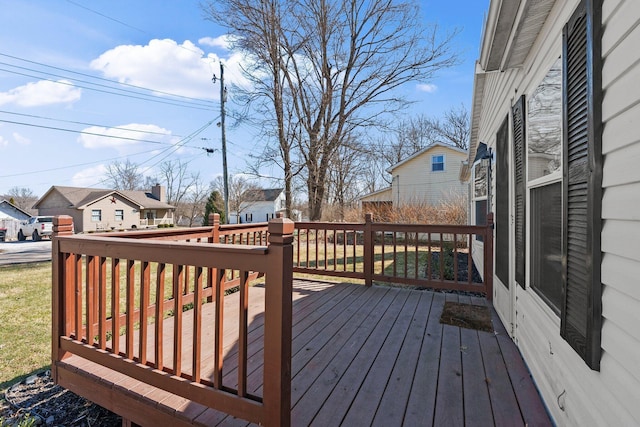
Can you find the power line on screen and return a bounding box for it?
[0,53,215,106]
[0,65,214,111]
[64,1,206,58]
[0,110,184,138]
[0,118,180,145]
[0,119,219,186]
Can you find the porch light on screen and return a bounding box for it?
[481,145,493,213]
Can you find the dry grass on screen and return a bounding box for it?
[343,193,468,224]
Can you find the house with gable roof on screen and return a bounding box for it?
[33,184,175,233]
[360,142,469,210]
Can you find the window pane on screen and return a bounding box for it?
[432,155,444,171]
[475,199,487,242]
[474,163,487,197]
[530,182,562,312]
[528,57,562,181]
[115,210,124,221]
[92,210,101,222]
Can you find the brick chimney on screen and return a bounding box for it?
[151,184,166,202]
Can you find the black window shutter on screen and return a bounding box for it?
[495,116,510,286]
[512,95,526,288]
[561,0,603,370]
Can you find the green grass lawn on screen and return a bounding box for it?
[0,262,52,389]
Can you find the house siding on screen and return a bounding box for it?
[80,196,140,232]
[392,146,467,206]
[36,189,83,231]
[472,0,640,425]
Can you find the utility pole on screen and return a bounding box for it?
[213,62,229,223]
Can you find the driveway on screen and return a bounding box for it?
[0,240,52,266]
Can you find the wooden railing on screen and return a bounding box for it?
[294,213,494,298]
[51,212,494,425]
[51,215,293,427]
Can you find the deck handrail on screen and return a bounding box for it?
[51,215,293,427]
[293,213,494,299]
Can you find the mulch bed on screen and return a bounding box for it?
[1,370,120,426]
[439,301,494,333]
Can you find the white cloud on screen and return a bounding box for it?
[416,83,437,93]
[90,38,253,99]
[0,135,8,148]
[78,123,175,151]
[13,132,31,145]
[199,35,236,50]
[72,165,108,188]
[0,80,81,107]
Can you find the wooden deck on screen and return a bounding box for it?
[56,279,551,426]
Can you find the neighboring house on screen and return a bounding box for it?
[0,199,32,240]
[461,0,640,425]
[360,142,468,208]
[359,187,393,215]
[229,188,302,224]
[33,184,175,233]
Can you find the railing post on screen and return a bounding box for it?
[485,212,494,301]
[51,215,74,382]
[264,218,294,427]
[209,213,220,243]
[364,213,373,287]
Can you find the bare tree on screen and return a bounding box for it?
[202,0,459,220]
[324,138,371,220]
[182,177,210,226]
[212,175,261,223]
[5,186,37,212]
[364,105,470,189]
[427,104,470,150]
[105,159,146,190]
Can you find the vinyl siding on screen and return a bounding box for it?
[473,0,640,425]
[392,146,467,206]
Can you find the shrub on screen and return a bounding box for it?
[343,192,467,225]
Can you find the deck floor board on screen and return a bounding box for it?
[57,279,552,426]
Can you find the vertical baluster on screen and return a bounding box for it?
[428,233,433,282]
[468,234,473,285]
[98,257,107,349]
[404,232,408,279]
[192,266,203,383]
[296,228,301,267]
[155,263,165,370]
[139,261,150,365]
[86,255,96,345]
[74,254,82,341]
[126,260,135,359]
[439,237,444,282]
[237,270,249,397]
[343,229,347,272]
[315,229,319,270]
[381,231,385,276]
[306,228,310,269]
[414,233,419,280]
[333,229,337,271]
[392,231,397,278]
[323,227,327,269]
[352,229,357,273]
[454,233,459,284]
[173,264,184,376]
[111,258,120,355]
[214,268,226,388]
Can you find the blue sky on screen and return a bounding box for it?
[0,0,489,197]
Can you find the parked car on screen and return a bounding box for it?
[18,216,54,241]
